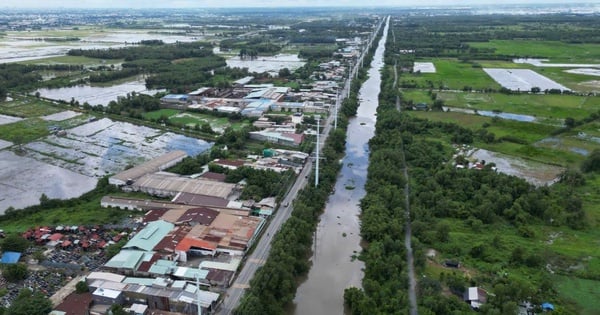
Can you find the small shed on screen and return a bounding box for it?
[542,302,555,311]
[0,251,22,264]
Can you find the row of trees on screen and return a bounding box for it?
[346,19,595,314]
[233,21,385,315]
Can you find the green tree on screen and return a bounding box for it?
[109,304,128,315]
[6,289,51,315]
[75,281,89,293]
[0,234,30,253]
[581,149,600,173]
[2,263,28,282]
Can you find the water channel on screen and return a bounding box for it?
[292,18,389,315]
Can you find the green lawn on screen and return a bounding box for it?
[469,40,600,63]
[403,58,501,90]
[142,109,181,120]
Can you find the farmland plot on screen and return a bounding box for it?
[23,118,212,178]
[413,62,436,73]
[484,68,570,91]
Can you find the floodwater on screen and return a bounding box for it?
[36,78,164,106]
[293,19,389,315]
[445,107,536,122]
[0,30,202,63]
[0,150,97,214]
[226,54,305,76]
[0,118,212,212]
[470,148,564,186]
[24,118,212,178]
[477,110,536,122]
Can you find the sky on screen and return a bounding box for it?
[2,0,597,9]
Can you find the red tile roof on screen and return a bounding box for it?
[54,292,93,315]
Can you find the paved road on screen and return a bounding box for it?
[216,19,385,315]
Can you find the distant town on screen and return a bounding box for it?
[1,3,600,315]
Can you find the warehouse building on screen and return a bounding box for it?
[109,151,188,186]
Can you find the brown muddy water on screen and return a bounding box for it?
[292,18,389,315]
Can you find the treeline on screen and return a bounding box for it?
[233,20,384,315]
[67,41,213,61]
[88,68,141,83]
[345,22,590,315]
[0,63,84,93]
[390,14,600,59]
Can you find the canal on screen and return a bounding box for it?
[292,17,389,315]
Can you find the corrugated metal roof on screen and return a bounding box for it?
[104,250,147,270]
[123,220,174,252]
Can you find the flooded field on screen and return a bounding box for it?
[0,150,97,214]
[0,117,212,212]
[0,114,23,125]
[445,107,536,122]
[36,78,164,106]
[413,62,436,73]
[0,140,12,150]
[226,54,305,75]
[470,148,564,186]
[41,110,82,121]
[484,68,570,92]
[0,29,203,63]
[514,58,600,68]
[293,19,389,315]
[23,118,212,178]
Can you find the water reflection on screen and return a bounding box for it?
[293,19,389,315]
[36,78,164,106]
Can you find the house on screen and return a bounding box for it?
[51,292,93,315]
[414,103,428,111]
[444,260,460,268]
[464,287,487,309]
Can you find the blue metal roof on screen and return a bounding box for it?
[1,251,21,264]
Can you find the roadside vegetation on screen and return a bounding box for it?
[345,15,600,315]
[233,23,384,315]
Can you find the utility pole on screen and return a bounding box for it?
[315,117,320,187]
[334,89,338,130]
[196,273,202,315]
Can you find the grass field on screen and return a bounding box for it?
[437,91,598,121]
[555,276,600,315]
[407,110,586,166]
[403,58,501,90]
[427,216,600,314]
[0,195,134,233]
[19,55,123,66]
[0,97,64,118]
[142,108,180,120]
[468,40,600,63]
[0,118,50,142]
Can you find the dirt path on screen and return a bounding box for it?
[50,274,86,306]
[396,56,418,315]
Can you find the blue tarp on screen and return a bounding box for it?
[542,302,555,311]
[0,251,22,264]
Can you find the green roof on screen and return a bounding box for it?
[123,220,174,252]
[104,250,147,270]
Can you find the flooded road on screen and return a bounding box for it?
[292,18,389,315]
